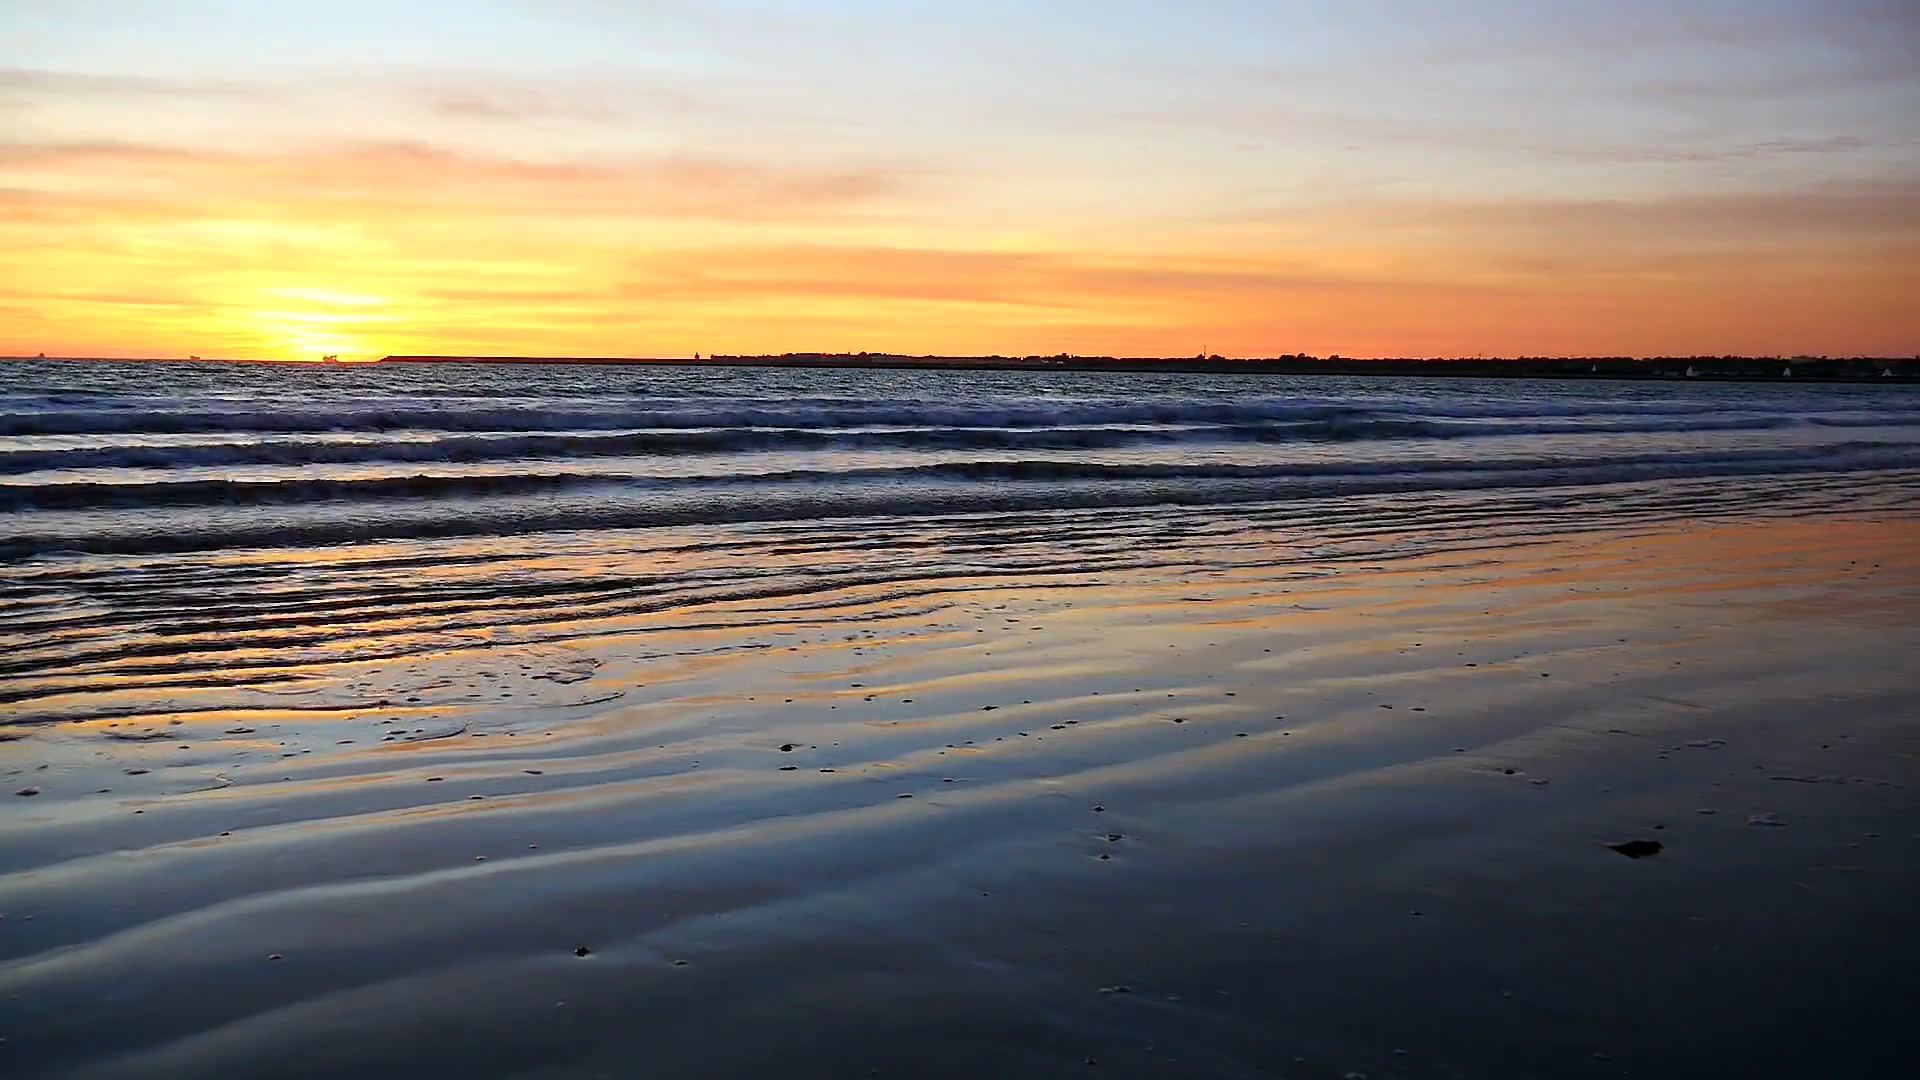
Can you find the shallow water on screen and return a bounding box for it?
[4,359,1918,559]
[3,362,1919,1078]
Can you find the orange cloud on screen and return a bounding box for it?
[2,132,1915,361]
[0,138,923,221]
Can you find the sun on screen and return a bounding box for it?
[246,287,393,361]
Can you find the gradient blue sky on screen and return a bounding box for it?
[3,0,1916,358]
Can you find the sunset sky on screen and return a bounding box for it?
[3,0,1916,361]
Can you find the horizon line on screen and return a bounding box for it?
[8,352,1920,364]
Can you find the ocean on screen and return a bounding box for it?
[4,359,1919,1079]
[7,360,1920,553]
[6,359,1916,729]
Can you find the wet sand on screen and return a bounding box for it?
[4,511,1919,1078]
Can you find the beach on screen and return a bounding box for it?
[3,360,1919,1077]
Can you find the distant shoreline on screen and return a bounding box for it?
[9,354,1915,382]
[375,353,1917,383]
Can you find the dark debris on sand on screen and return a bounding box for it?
[1607,839,1664,859]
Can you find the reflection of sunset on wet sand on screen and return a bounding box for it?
[6,419,1920,1074]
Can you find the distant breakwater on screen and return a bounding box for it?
[378,354,1919,382]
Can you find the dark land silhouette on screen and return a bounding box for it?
[379,352,1918,382]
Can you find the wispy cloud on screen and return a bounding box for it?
[1555,135,1885,164]
[0,140,208,168]
[1391,178,1920,246]
[1633,53,1920,101]
[423,76,717,123]
[0,67,245,98]
[615,244,1513,315]
[0,138,929,222]
[1410,0,1917,69]
[1131,96,1895,172]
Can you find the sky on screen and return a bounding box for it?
[2,0,1916,360]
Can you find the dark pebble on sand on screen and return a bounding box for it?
[779,744,795,752]
[16,788,39,797]
[897,793,913,798]
[426,777,443,782]
[125,768,149,775]
[673,960,689,967]
[525,769,543,775]
[1608,839,1664,859]
[268,953,283,961]
[780,766,797,771]
[574,946,592,957]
